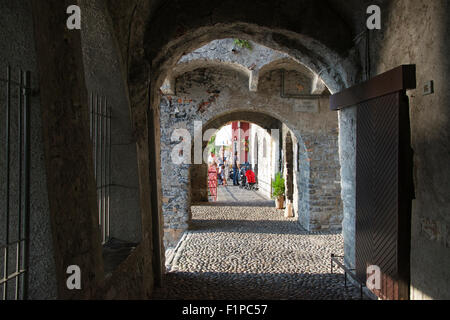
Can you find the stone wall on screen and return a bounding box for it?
[106,0,363,298]
[102,0,450,300]
[333,0,450,300]
[159,53,342,247]
[305,132,342,230]
[79,0,156,298]
[0,0,57,300]
[368,0,450,300]
[80,0,142,244]
[281,125,342,230]
[164,38,293,93]
[337,107,357,270]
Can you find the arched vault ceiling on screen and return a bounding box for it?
[161,39,326,94]
[105,0,388,92]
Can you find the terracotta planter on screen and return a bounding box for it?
[285,202,293,218]
[275,196,285,209]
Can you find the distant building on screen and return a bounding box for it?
[231,121,250,164]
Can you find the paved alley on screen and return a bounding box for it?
[155,187,363,300]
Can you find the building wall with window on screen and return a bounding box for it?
[249,124,275,199]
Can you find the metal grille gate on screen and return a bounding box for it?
[1,66,31,300]
[331,65,415,300]
[89,93,112,245]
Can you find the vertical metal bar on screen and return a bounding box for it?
[94,94,97,185]
[22,71,31,300]
[15,69,23,300]
[107,105,111,240]
[103,98,107,242]
[3,66,11,300]
[104,100,109,241]
[105,99,108,242]
[99,96,103,243]
[96,94,101,233]
[90,92,93,140]
[101,97,106,243]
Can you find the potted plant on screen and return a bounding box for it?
[272,172,285,209]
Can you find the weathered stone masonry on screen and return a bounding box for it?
[3,0,448,300]
[159,40,343,248]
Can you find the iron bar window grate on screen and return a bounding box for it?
[1,66,31,300]
[89,93,112,245]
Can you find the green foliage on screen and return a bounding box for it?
[272,172,285,199]
[208,135,217,155]
[233,39,252,51]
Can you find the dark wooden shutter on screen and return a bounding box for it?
[330,65,415,300]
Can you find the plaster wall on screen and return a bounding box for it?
[370,0,450,300]
[249,124,274,198]
[336,0,450,300]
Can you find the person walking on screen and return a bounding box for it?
[218,164,224,185]
[208,162,218,201]
[233,152,240,186]
[224,161,229,186]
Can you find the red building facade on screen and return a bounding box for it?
[231,121,250,164]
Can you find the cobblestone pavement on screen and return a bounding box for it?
[155,190,363,300]
[212,185,275,207]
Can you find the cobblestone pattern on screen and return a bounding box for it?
[154,205,363,300]
[215,185,274,206]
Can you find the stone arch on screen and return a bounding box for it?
[188,109,309,207]
[149,24,356,96]
[165,60,253,94]
[162,39,322,93]
[105,0,359,259]
[149,17,354,253]
[257,57,327,94]
[137,3,358,278]
[159,61,342,251]
[144,0,360,94]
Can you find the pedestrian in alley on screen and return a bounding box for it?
[218,164,224,185]
[223,161,229,186]
[233,152,240,186]
[208,162,218,201]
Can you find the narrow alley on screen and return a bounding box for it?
[156,186,362,300]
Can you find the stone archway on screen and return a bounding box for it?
[9,0,447,301]
[106,0,360,294]
[159,47,344,249]
[159,98,343,250]
[192,111,285,203]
